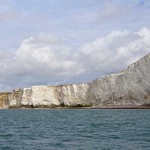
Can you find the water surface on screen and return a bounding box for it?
[0,109,150,150]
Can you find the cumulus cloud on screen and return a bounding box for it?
[0,34,84,90]
[15,35,84,76]
[0,27,150,91]
[79,27,150,75]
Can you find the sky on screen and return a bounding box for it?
[0,0,150,91]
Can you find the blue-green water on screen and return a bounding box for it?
[0,109,150,150]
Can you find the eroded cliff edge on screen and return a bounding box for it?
[0,53,150,108]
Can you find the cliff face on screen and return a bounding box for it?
[0,92,11,108]
[88,54,150,107]
[9,89,23,107]
[31,86,61,107]
[1,53,150,108]
[8,83,90,108]
[61,83,90,107]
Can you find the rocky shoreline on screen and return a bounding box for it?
[1,105,150,109]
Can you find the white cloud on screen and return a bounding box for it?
[0,27,150,91]
[78,27,150,74]
[14,35,84,78]
[0,35,84,90]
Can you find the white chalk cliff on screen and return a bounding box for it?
[1,53,150,108]
[88,53,150,107]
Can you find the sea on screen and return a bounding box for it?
[0,109,150,150]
